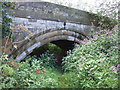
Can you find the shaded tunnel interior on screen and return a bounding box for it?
[29,40,76,66]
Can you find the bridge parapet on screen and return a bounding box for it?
[11,2,92,25]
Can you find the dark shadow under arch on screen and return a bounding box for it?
[28,40,75,66]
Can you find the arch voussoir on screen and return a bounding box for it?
[10,29,85,62]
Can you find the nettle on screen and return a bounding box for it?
[62,30,119,88]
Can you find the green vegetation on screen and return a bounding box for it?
[62,30,119,88]
[89,12,118,29]
[1,2,16,38]
[0,1,119,89]
[0,29,119,88]
[34,43,63,55]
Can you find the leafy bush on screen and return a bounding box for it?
[0,30,119,89]
[28,51,57,68]
[0,52,59,88]
[62,30,119,88]
[0,52,78,88]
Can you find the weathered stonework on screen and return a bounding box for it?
[12,17,98,43]
[16,52,27,62]
[67,36,75,41]
[27,42,41,53]
[8,2,115,62]
[12,2,91,25]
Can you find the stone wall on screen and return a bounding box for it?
[11,2,92,25]
[7,2,116,61]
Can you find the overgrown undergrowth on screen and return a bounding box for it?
[0,29,119,88]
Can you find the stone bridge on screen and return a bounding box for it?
[7,2,115,62]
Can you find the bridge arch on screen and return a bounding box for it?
[7,2,116,62]
[9,29,87,62]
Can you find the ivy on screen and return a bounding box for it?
[1,2,16,38]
